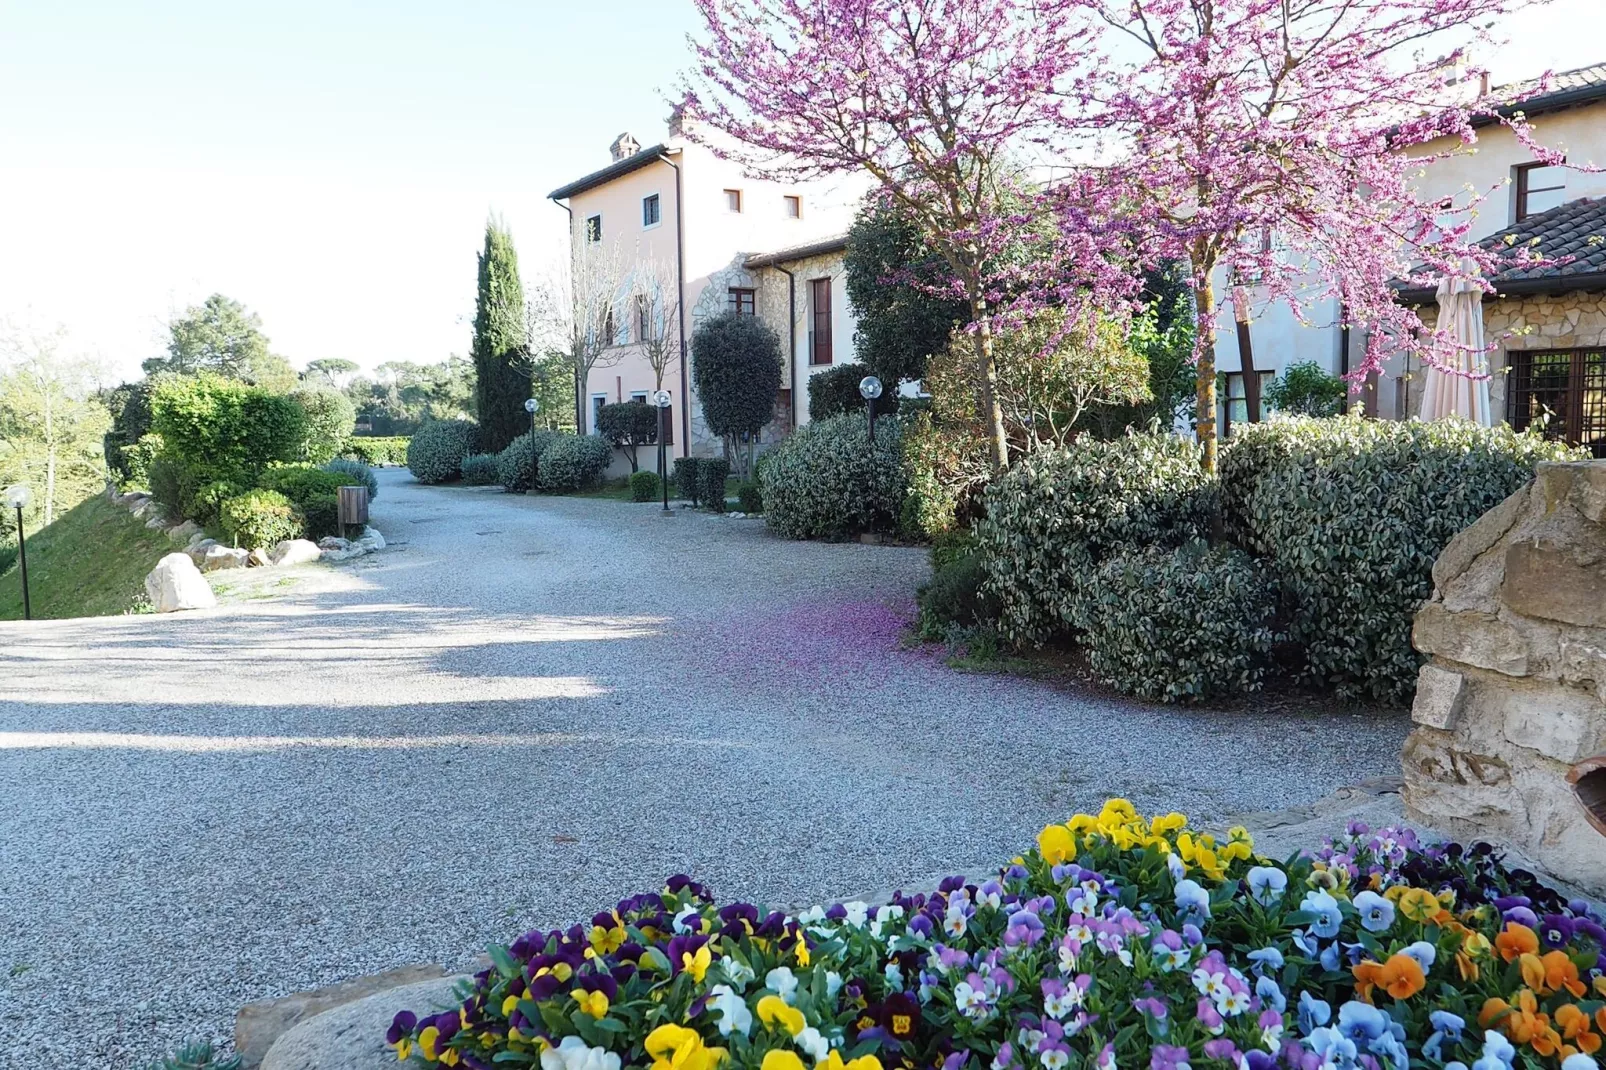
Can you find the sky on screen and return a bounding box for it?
[1,0,1603,384]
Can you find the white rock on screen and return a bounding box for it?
[353,526,385,551]
[144,513,169,529]
[248,548,272,567]
[270,539,323,566]
[186,531,212,550]
[323,546,369,563]
[167,520,203,545]
[185,538,219,566]
[202,545,250,572]
[143,553,217,613]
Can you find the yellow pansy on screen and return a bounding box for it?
[1068,814,1098,835]
[646,1024,725,1070]
[1396,887,1441,923]
[1038,824,1075,865]
[681,943,712,983]
[758,994,807,1037]
[396,1039,413,1061]
[763,1052,808,1070]
[1151,812,1188,836]
[794,938,810,967]
[419,1025,441,1062]
[590,917,627,955]
[502,995,519,1017]
[822,1051,886,1070]
[571,988,610,1019]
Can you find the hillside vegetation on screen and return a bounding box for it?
[0,494,175,620]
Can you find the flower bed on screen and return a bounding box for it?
[388,802,1606,1070]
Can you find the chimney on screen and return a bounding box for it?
[609,133,640,162]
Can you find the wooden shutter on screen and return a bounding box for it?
[811,278,833,364]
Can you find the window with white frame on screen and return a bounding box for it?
[642,194,661,228]
[723,189,742,213]
[590,394,607,435]
[783,195,802,219]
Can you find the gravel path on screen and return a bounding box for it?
[0,469,1408,1067]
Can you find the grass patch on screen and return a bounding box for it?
[0,494,178,621]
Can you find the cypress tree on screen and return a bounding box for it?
[472,218,529,453]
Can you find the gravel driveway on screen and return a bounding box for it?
[0,468,1407,1067]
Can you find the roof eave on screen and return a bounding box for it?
[1473,83,1606,127]
[744,235,850,269]
[547,145,675,201]
[1397,269,1606,305]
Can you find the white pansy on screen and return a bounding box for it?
[541,1036,621,1070]
[825,972,843,999]
[766,966,799,1003]
[842,901,870,928]
[672,905,701,934]
[721,958,755,989]
[795,1027,830,1063]
[870,903,905,939]
[884,961,905,990]
[797,905,827,925]
[707,984,753,1038]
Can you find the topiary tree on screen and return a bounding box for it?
[405,419,480,484]
[495,430,559,492]
[844,197,967,387]
[290,386,356,464]
[595,401,660,473]
[691,312,783,480]
[472,219,528,454]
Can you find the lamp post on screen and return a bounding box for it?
[653,389,673,514]
[859,375,884,443]
[523,397,540,495]
[4,484,31,621]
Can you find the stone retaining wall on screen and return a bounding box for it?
[1404,459,1606,895]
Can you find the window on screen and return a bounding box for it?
[642,194,661,228]
[727,287,756,316]
[724,189,743,213]
[584,214,602,243]
[783,195,802,219]
[1515,162,1567,222]
[809,278,833,365]
[636,296,651,342]
[590,394,607,435]
[1507,347,1606,457]
[1218,371,1274,439]
[630,391,649,404]
[603,308,616,346]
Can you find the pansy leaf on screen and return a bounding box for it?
[532,1000,570,1035]
[486,944,520,979]
[493,1053,539,1064]
[1283,909,1320,927]
[642,947,673,975]
[591,1017,628,1034]
[571,1011,605,1046]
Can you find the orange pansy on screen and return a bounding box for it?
[1380,954,1426,1000]
[1497,923,1540,963]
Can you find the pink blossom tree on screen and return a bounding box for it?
[1064,0,1557,471]
[684,0,1109,471]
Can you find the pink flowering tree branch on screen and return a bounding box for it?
[1060,0,1559,471]
[683,0,1114,470]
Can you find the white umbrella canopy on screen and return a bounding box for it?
[1418,271,1492,425]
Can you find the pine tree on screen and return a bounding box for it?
[472,219,528,453]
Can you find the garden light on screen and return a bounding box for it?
[4,484,31,620]
[653,390,673,513]
[858,375,883,442]
[524,398,540,495]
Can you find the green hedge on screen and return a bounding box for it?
[289,386,356,465]
[342,436,411,466]
[259,465,355,504]
[736,480,762,513]
[150,374,306,479]
[1220,416,1581,702]
[760,413,907,540]
[1081,540,1279,704]
[219,489,304,551]
[977,431,1216,645]
[495,430,558,492]
[699,458,731,512]
[537,435,612,492]
[301,493,341,541]
[406,420,479,484]
[806,363,899,421]
[629,470,661,502]
[460,453,499,486]
[674,457,702,504]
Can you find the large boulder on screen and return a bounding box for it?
[202,545,250,572]
[185,538,219,566]
[236,964,447,1070]
[260,976,467,1070]
[143,553,217,612]
[353,526,385,552]
[270,539,323,567]
[166,520,203,545]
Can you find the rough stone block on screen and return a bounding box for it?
[1502,682,1606,764]
[1412,665,1467,729]
[260,974,465,1070]
[1501,536,1606,628]
[1413,604,1531,676]
[1570,462,1606,524]
[1432,484,1529,591]
[237,964,448,1069]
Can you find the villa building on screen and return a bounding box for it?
[547,112,866,468]
[1215,63,1606,455]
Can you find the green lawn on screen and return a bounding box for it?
[0,494,177,620]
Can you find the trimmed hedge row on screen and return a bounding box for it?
[406,420,480,484]
[341,436,411,466]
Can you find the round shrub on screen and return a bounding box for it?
[691,312,784,443]
[1220,415,1582,702]
[290,386,356,464]
[496,430,559,492]
[301,492,341,541]
[219,489,304,550]
[917,549,998,635]
[538,434,613,492]
[673,457,703,503]
[976,431,1215,646]
[259,465,354,504]
[806,362,899,421]
[322,458,379,501]
[629,470,661,502]
[699,458,731,512]
[406,419,480,484]
[760,413,907,540]
[460,453,499,486]
[1081,540,1279,704]
[596,402,661,472]
[736,480,762,513]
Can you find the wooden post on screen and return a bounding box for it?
[1233,285,1262,424]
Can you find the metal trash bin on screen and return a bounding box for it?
[337,485,370,536]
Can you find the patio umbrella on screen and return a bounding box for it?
[1418,269,1492,425]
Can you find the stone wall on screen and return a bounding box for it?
[1404,459,1606,895]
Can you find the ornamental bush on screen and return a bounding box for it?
[807,363,899,421]
[322,458,379,502]
[406,419,480,484]
[289,386,357,464]
[917,547,998,634]
[760,413,907,540]
[389,798,1603,1070]
[675,457,703,504]
[497,430,560,493]
[692,313,785,445]
[700,458,731,512]
[597,402,661,473]
[1220,417,1582,702]
[259,464,355,505]
[1080,540,1279,704]
[736,480,763,513]
[342,436,411,466]
[300,492,341,541]
[461,453,499,486]
[218,489,304,550]
[150,373,306,479]
[538,434,613,493]
[630,470,662,502]
[977,432,1216,646]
